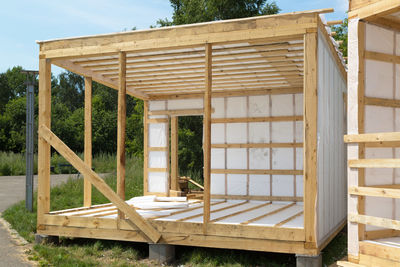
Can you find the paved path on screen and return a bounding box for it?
[0,174,93,266]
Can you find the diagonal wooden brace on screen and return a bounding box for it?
[38,125,161,243]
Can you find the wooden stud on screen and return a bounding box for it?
[211,143,303,148]
[303,31,318,246]
[37,58,52,226]
[211,195,303,202]
[143,101,149,195]
[38,125,161,243]
[211,169,302,175]
[211,116,303,124]
[203,43,212,234]
[84,77,92,207]
[117,52,127,219]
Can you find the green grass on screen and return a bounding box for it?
[2,154,347,266]
[0,151,121,176]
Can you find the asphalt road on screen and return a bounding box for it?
[0,174,84,266]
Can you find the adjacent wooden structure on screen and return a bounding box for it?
[37,9,347,260]
[338,1,400,266]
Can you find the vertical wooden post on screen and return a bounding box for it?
[357,22,366,241]
[117,52,126,219]
[37,57,51,226]
[171,116,179,191]
[84,77,92,207]
[203,43,212,234]
[303,32,318,247]
[143,100,149,195]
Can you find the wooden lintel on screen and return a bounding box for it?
[344,132,400,143]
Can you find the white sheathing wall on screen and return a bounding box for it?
[317,29,347,245]
[211,95,303,199]
[363,23,400,230]
[347,18,361,257]
[148,95,303,200]
[147,101,169,194]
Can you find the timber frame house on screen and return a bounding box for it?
[36,9,347,261]
[338,1,400,267]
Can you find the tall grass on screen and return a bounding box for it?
[0,151,128,176]
[0,151,38,176]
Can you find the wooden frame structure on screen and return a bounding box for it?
[338,1,400,267]
[36,9,347,259]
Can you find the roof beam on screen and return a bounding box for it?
[52,59,149,100]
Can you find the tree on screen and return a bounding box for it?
[155,0,279,26]
[331,18,348,59]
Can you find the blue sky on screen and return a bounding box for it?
[0,0,347,75]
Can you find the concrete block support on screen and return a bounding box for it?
[296,254,322,267]
[149,243,175,263]
[35,234,59,245]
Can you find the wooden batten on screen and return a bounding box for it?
[203,43,212,234]
[117,52,127,219]
[84,77,92,207]
[38,58,52,226]
[170,116,179,191]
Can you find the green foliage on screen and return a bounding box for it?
[168,0,280,25]
[332,18,348,59]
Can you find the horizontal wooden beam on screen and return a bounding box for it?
[148,87,303,100]
[148,108,214,117]
[125,70,303,85]
[38,125,161,243]
[349,186,400,199]
[344,132,400,143]
[365,50,400,64]
[348,213,400,231]
[211,194,303,202]
[349,158,400,168]
[108,61,303,78]
[360,240,400,263]
[326,20,343,26]
[211,169,302,175]
[211,143,303,148]
[364,96,400,108]
[349,0,400,20]
[212,115,303,123]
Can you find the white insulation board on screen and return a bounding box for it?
[363,23,400,231]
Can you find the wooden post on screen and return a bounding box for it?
[171,116,179,191]
[37,57,51,226]
[357,22,366,241]
[203,43,212,234]
[84,77,92,207]
[117,52,126,219]
[303,32,318,247]
[143,100,149,195]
